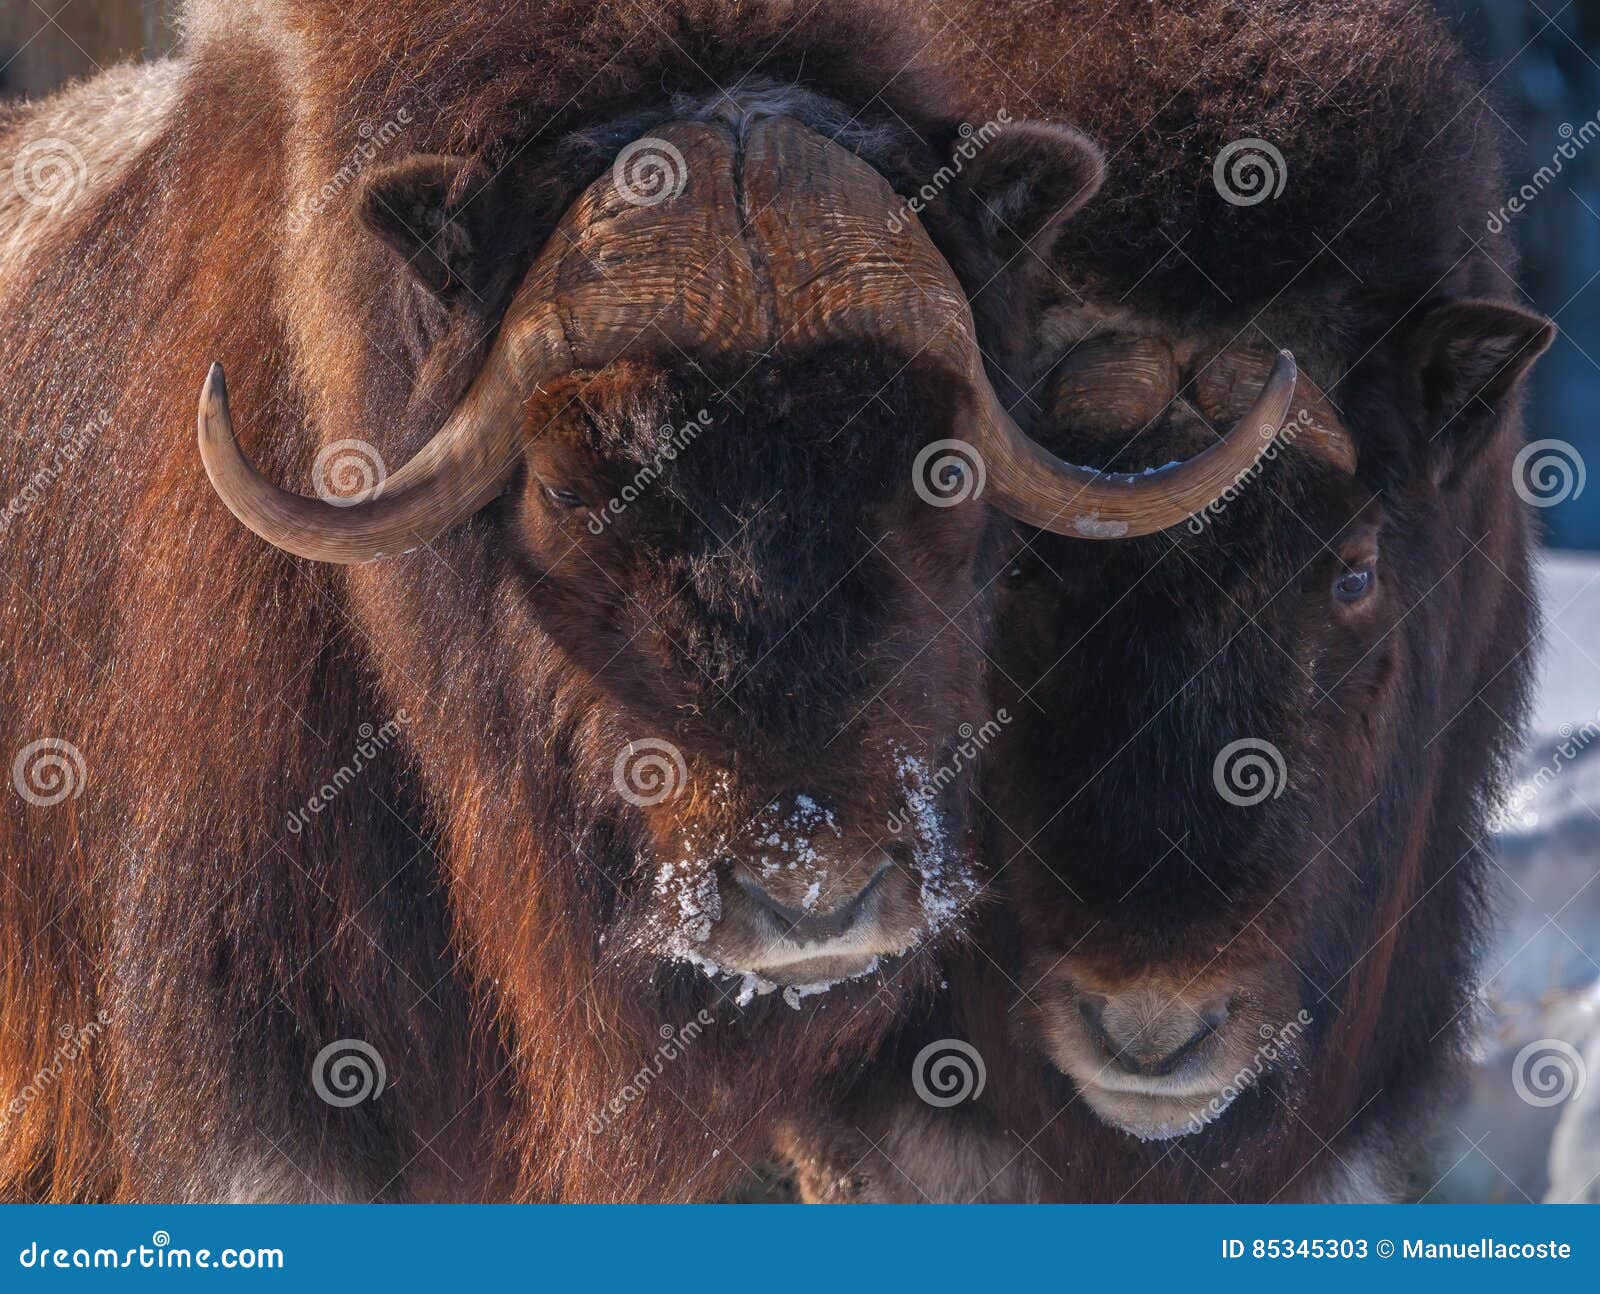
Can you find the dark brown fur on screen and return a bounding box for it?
[781,0,1555,1202]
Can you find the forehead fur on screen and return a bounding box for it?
[947,0,1511,323]
[538,350,943,733]
[182,0,950,159]
[566,349,928,475]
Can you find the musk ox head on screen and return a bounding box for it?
[987,299,1553,1143]
[196,109,1294,1010]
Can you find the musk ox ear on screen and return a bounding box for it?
[357,154,507,303]
[1407,298,1555,482]
[953,120,1105,253]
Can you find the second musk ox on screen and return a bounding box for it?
[0,0,1288,1201]
[780,0,1557,1202]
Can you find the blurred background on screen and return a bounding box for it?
[1443,0,1600,553]
[1,0,1596,1204]
[0,2,172,98]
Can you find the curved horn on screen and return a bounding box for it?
[201,115,1295,559]
[970,350,1298,538]
[730,118,1296,541]
[197,120,754,566]
[199,325,558,565]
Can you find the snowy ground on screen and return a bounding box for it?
[1428,549,1600,1203]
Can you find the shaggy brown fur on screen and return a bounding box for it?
[779,0,1554,1202]
[939,0,1508,320]
[0,0,1084,1202]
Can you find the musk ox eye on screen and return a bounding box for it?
[542,484,584,510]
[1333,564,1375,603]
[1001,551,1047,588]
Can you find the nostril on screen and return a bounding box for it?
[1077,993,1109,1034]
[736,865,889,944]
[1075,990,1228,1079]
[1144,1013,1224,1077]
[737,879,801,925]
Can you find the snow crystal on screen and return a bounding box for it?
[1072,514,1131,539]
[781,959,881,1010]
[890,747,980,941]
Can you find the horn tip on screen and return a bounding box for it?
[199,362,232,450]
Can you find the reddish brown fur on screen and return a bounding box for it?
[0,0,1033,1202]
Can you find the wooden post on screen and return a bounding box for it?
[0,0,178,100]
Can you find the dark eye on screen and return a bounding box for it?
[1001,548,1047,588]
[1333,564,1375,603]
[542,484,584,510]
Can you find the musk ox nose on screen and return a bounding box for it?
[1078,990,1230,1078]
[735,864,891,944]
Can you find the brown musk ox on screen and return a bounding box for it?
[0,0,1292,1202]
[777,0,1557,1202]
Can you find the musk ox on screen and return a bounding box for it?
[779,0,1557,1202]
[0,0,1291,1202]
